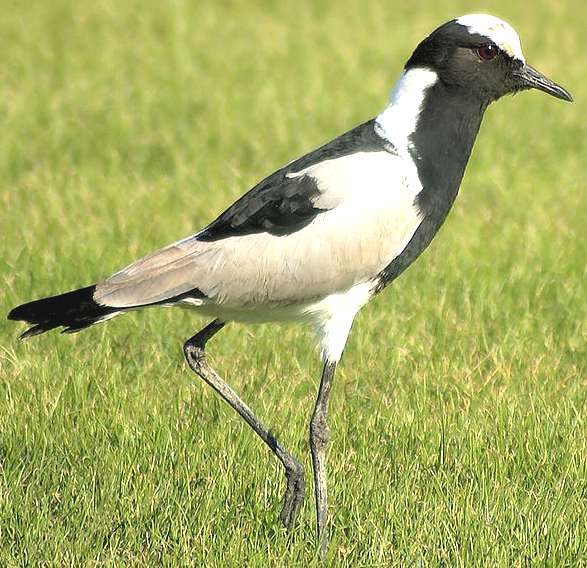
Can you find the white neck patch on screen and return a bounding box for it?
[375,67,438,154]
[457,14,525,63]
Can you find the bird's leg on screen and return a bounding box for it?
[309,360,337,558]
[183,319,305,530]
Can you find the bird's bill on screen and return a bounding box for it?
[515,64,573,102]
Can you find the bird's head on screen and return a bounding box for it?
[405,14,572,105]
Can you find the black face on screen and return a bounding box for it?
[406,20,572,104]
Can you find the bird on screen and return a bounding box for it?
[8,13,572,557]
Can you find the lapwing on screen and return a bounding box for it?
[8,13,572,556]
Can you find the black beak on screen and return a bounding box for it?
[514,64,573,102]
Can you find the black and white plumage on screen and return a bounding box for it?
[8,14,572,555]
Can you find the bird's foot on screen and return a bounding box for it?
[279,461,305,531]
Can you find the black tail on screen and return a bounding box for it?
[8,286,120,339]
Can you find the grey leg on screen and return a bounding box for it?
[183,319,305,530]
[309,360,337,558]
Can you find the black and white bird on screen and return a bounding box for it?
[9,14,571,555]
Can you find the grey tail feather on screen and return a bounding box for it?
[7,285,121,339]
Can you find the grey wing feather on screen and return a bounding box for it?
[93,169,338,309]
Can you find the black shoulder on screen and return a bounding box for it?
[198,119,391,241]
[197,170,324,241]
[285,118,392,171]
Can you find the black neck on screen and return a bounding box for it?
[374,82,488,291]
[411,82,487,220]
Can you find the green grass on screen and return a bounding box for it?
[1,0,586,565]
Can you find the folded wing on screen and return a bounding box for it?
[94,120,423,311]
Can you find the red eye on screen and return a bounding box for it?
[477,44,499,61]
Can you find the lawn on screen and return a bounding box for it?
[0,0,585,565]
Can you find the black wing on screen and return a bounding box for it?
[197,169,324,241]
[197,119,391,241]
